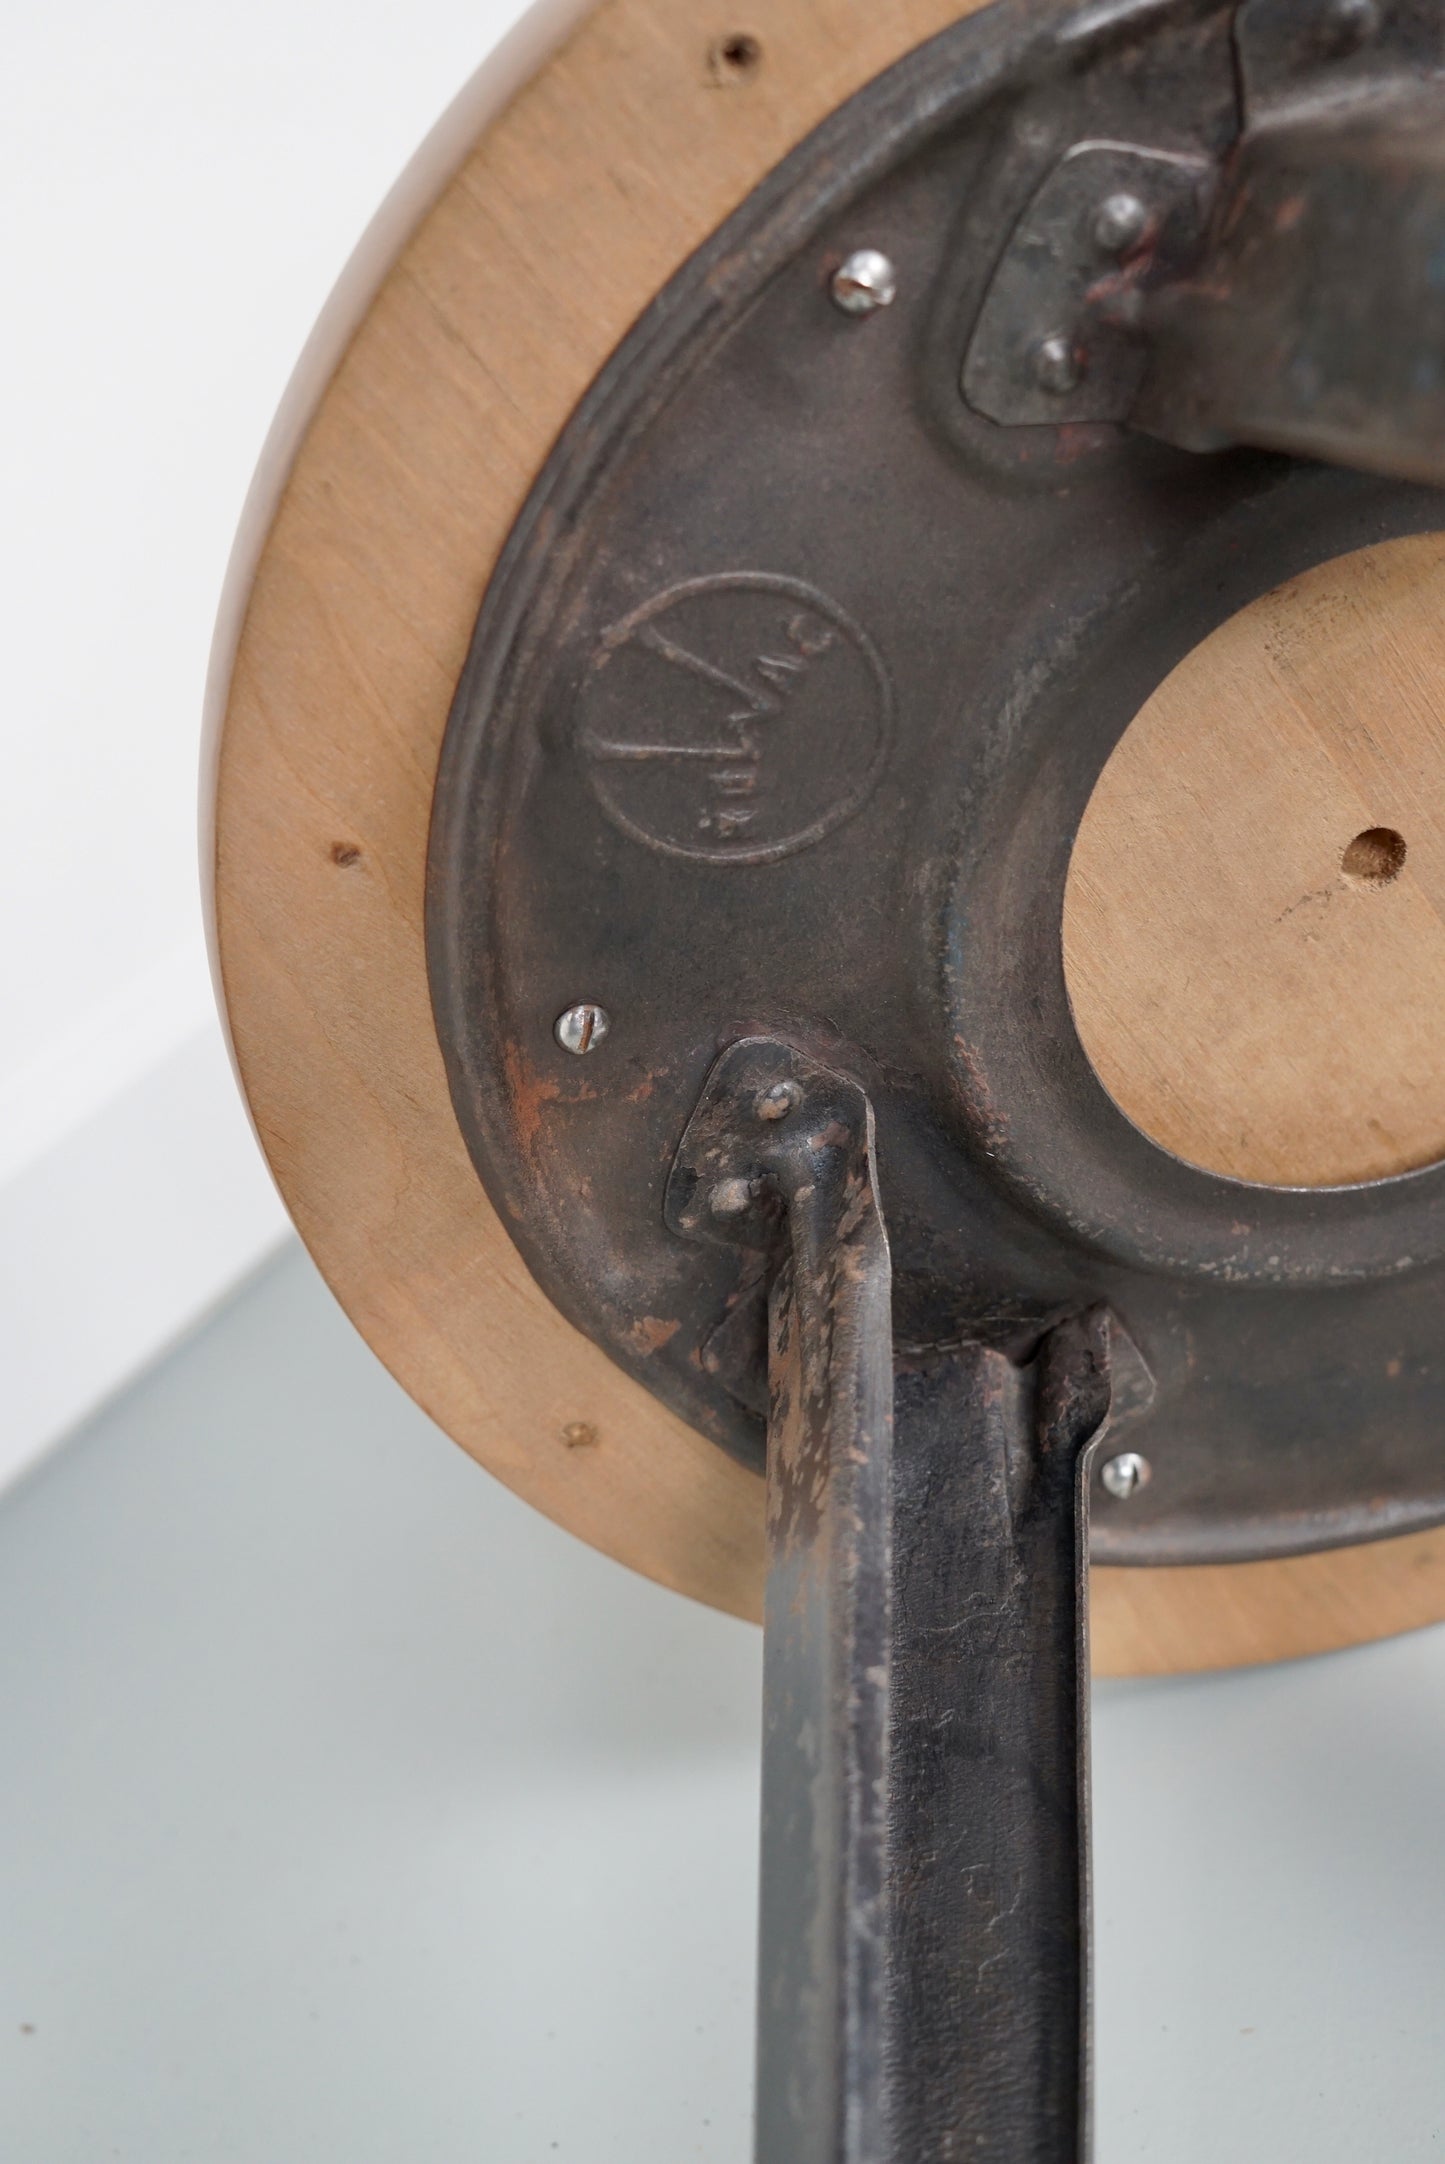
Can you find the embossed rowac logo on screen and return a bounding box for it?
[575,572,893,864]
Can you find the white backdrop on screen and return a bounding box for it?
[0,0,578,1483]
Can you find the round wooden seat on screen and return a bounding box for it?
[206,0,1445,1673]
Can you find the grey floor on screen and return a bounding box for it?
[1,1248,1443,2160]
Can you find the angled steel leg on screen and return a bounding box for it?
[668,1040,1145,2164]
[669,1039,893,2164]
[888,1321,1111,2162]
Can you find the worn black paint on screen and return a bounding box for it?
[428,0,1445,1569]
[668,1044,1143,2161]
[424,5,1445,2157]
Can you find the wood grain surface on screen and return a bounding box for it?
[1066,533,1445,1189]
[208,0,1445,1672]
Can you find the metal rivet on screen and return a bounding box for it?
[710,1176,755,1219]
[554,1002,610,1055]
[1101,1451,1152,1501]
[1093,191,1148,256]
[1034,332,1083,395]
[831,249,898,316]
[756,1079,803,1122]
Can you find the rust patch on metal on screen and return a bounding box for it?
[501,1036,561,1159]
[629,1314,682,1356]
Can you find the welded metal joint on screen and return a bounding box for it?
[961,0,1445,484]
[667,1040,1152,2163]
[667,1039,893,2164]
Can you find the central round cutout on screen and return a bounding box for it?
[1063,533,1445,1188]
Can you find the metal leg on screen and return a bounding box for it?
[888,1324,1108,2162]
[667,1042,1140,2164]
[667,1037,894,2163]
[754,1077,892,2164]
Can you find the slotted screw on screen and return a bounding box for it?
[555,1002,610,1055]
[831,248,898,315]
[1101,1451,1152,1501]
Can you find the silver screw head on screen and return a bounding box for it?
[1093,191,1148,256]
[831,248,898,316]
[554,1001,610,1055]
[1034,331,1083,396]
[1101,1450,1152,1501]
[755,1079,803,1122]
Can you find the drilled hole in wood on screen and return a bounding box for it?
[1341,826,1406,888]
[710,31,762,79]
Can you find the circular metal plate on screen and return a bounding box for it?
[429,0,1445,1568]
[208,0,1445,1667]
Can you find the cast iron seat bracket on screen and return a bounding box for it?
[425,3,1445,2159]
[965,0,1445,487]
[667,1039,1150,2164]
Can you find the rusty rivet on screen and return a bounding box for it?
[710,1176,755,1219]
[756,1079,803,1122]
